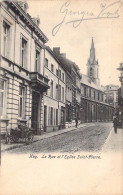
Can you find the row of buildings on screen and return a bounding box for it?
[0,1,114,136]
[102,85,119,108]
[117,63,123,127]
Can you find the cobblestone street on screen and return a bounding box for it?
[1,122,123,195]
[6,122,113,154]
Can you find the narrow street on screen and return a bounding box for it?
[7,122,113,154]
[1,122,123,195]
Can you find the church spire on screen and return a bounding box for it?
[90,37,96,64]
[87,37,100,86]
[91,37,94,50]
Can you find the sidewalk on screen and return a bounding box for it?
[1,123,88,152]
[102,127,123,152]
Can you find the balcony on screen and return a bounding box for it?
[30,72,50,92]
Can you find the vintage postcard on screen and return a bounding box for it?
[0,0,123,194]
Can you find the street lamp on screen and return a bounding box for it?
[117,63,123,83]
[117,62,123,128]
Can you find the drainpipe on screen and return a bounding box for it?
[11,13,17,129]
[58,64,60,128]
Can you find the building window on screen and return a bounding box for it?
[59,69,61,79]
[21,37,27,67]
[56,84,58,100]
[0,80,7,117]
[3,21,10,57]
[98,92,100,101]
[62,73,64,82]
[45,58,48,67]
[56,109,58,125]
[51,64,54,72]
[50,107,53,125]
[58,84,61,101]
[35,50,40,72]
[84,87,86,96]
[62,87,64,102]
[94,105,96,112]
[56,69,58,76]
[18,85,25,118]
[89,88,91,98]
[94,91,95,99]
[102,94,103,101]
[50,80,53,98]
[44,75,48,95]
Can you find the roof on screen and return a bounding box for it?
[6,1,48,43]
[46,46,67,72]
[81,74,104,92]
[53,51,81,78]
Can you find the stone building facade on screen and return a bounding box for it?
[0,1,49,135]
[53,48,82,127]
[43,47,66,132]
[102,85,119,108]
[80,75,114,123]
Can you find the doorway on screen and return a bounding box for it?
[44,105,47,132]
[61,108,65,129]
[31,91,40,134]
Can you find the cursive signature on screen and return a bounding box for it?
[52,0,122,36]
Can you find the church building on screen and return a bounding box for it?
[80,38,114,123]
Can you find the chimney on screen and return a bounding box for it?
[61,53,66,58]
[53,47,60,55]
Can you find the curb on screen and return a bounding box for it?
[1,124,87,152]
[1,143,24,152]
[101,126,113,152]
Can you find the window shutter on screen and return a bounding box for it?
[24,41,27,69]
[38,51,41,73]
[54,108,55,125]
[20,36,22,66]
[7,27,10,58]
[48,106,50,125]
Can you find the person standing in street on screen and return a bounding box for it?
[113,115,119,134]
[75,118,78,128]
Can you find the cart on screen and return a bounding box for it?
[9,123,34,144]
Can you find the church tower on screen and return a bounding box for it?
[87,38,100,86]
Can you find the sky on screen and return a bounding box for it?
[27,0,123,86]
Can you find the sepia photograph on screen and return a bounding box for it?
[0,0,123,194]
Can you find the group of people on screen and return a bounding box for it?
[75,115,119,133]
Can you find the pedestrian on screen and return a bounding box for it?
[113,115,118,134]
[75,118,78,128]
